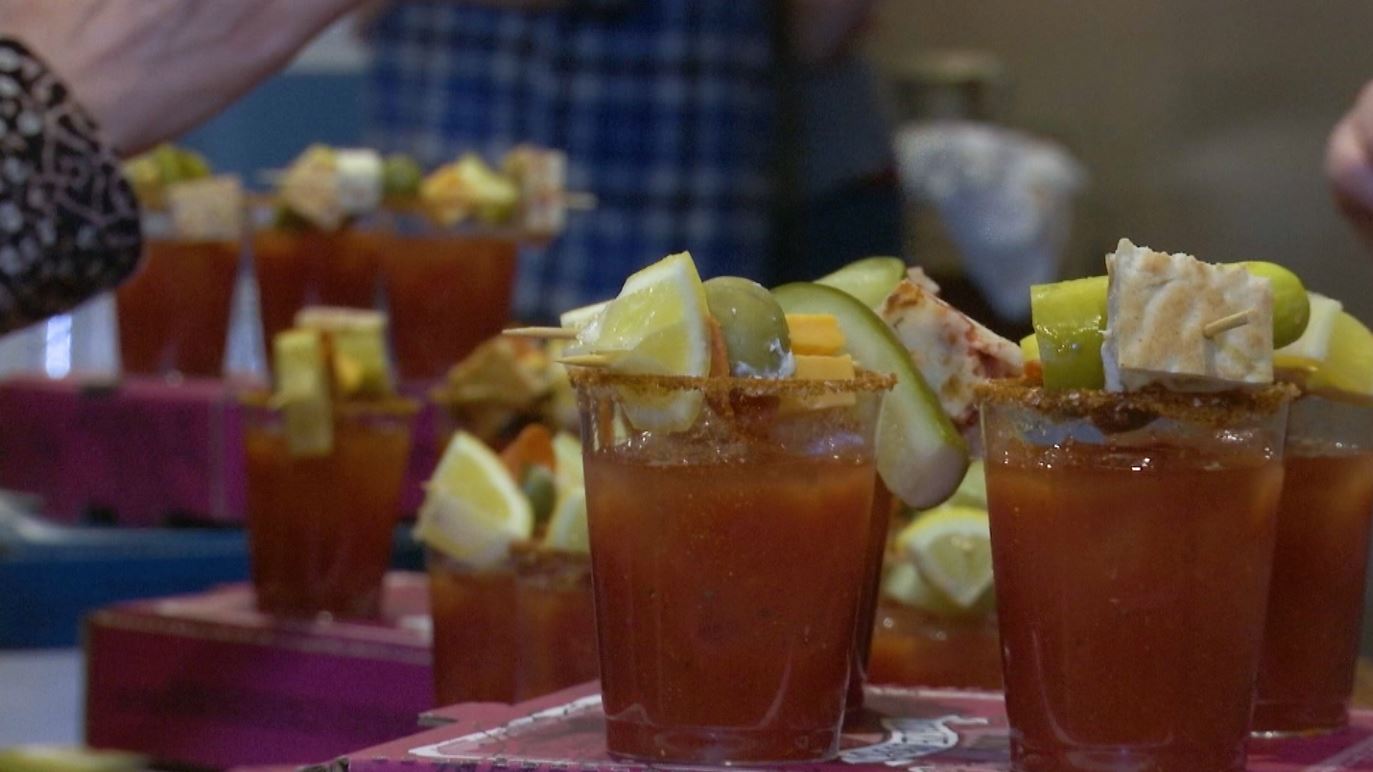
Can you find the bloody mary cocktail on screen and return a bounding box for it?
[253,228,381,350]
[574,369,889,764]
[981,382,1290,772]
[848,483,893,711]
[117,237,241,377]
[244,397,416,618]
[427,552,519,704]
[867,602,1001,690]
[427,545,597,706]
[1253,395,1373,736]
[375,223,519,382]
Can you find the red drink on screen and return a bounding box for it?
[427,546,597,706]
[848,483,893,711]
[981,384,1290,772]
[376,228,518,382]
[428,555,518,704]
[116,238,240,377]
[574,370,889,764]
[243,398,416,618]
[867,602,1002,690]
[253,229,381,350]
[514,548,598,700]
[1254,396,1373,736]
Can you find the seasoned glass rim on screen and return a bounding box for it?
[976,378,1297,426]
[566,366,896,398]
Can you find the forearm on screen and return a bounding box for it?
[0,38,142,333]
[3,0,363,155]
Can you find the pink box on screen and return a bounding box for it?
[0,375,442,525]
[342,684,1373,771]
[85,573,435,769]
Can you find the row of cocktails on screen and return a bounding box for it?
[119,221,517,381]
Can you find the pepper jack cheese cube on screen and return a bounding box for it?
[1101,239,1273,392]
[334,149,384,216]
[167,175,244,241]
[273,329,333,457]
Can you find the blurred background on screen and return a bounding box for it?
[8,0,1373,755]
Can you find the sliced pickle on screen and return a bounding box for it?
[703,276,792,377]
[815,256,907,308]
[1237,261,1310,349]
[1030,276,1107,391]
[773,282,968,508]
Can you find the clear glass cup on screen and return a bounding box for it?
[980,381,1292,772]
[1253,394,1373,737]
[426,544,597,706]
[848,482,893,713]
[867,600,1002,690]
[371,211,519,384]
[242,395,417,618]
[251,224,381,355]
[116,213,243,377]
[572,368,891,764]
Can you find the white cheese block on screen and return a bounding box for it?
[1101,238,1273,392]
[1276,292,1342,368]
[334,149,383,216]
[880,278,1023,430]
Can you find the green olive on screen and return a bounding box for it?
[703,276,792,377]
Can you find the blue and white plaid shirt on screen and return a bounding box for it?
[363,1,780,322]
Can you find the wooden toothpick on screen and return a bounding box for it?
[556,353,613,367]
[504,326,579,340]
[1203,309,1254,339]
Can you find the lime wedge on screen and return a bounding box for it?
[773,282,968,508]
[1309,312,1373,399]
[544,487,589,554]
[815,256,907,308]
[899,504,994,611]
[575,252,711,432]
[414,432,533,568]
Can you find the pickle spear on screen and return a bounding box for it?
[815,256,907,308]
[773,282,968,509]
[1031,261,1309,389]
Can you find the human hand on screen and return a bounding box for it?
[2,0,364,156]
[1326,81,1373,248]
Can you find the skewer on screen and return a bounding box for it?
[1202,309,1254,338]
[504,326,579,340]
[556,354,613,367]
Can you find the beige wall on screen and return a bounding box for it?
[865,0,1373,321]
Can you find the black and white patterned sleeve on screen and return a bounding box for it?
[0,36,142,333]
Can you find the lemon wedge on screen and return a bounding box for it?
[544,487,589,553]
[899,504,994,611]
[414,432,533,569]
[551,432,584,497]
[1309,311,1373,399]
[881,561,963,617]
[574,252,711,431]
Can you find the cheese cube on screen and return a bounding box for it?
[780,354,857,412]
[334,149,384,216]
[880,278,1023,430]
[167,175,244,241]
[1101,239,1273,392]
[786,314,846,355]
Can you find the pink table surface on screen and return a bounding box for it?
[340,682,1373,771]
[0,375,441,525]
